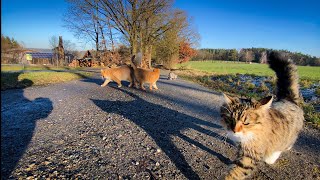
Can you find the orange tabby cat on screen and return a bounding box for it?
[100,65,134,88]
[130,55,160,91]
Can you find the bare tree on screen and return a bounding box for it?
[64,0,109,54]
[86,0,140,54]
[245,51,254,63]
[65,0,199,67]
[49,36,77,65]
[49,35,58,50]
[83,0,177,67]
[64,40,76,54]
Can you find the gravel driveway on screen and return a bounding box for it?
[1,69,319,179]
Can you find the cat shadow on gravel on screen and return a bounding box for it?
[91,87,233,180]
[1,73,53,179]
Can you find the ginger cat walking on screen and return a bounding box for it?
[100,65,134,88]
[130,55,160,91]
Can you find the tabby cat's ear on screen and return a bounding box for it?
[223,93,236,104]
[258,96,273,109]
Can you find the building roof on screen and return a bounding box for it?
[27,52,54,59]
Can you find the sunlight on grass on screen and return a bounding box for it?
[1,64,84,72]
[1,71,92,90]
[177,61,320,80]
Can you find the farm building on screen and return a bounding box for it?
[25,52,54,65]
[23,52,75,65]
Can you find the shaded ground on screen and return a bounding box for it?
[1,69,319,179]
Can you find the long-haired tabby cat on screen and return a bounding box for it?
[130,55,160,91]
[220,51,304,180]
[100,65,134,88]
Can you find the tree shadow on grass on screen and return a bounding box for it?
[1,72,53,179]
[91,87,232,179]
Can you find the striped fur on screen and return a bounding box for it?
[267,51,300,105]
[220,51,304,179]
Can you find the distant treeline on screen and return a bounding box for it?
[1,34,24,64]
[192,48,320,66]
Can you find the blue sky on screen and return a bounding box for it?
[2,0,320,56]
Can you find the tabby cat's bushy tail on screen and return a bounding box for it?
[267,51,300,105]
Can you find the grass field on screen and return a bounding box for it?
[1,71,92,90]
[1,64,83,72]
[1,64,94,90]
[175,61,320,126]
[177,61,320,80]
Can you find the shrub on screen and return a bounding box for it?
[300,79,313,88]
[315,87,320,96]
[227,77,233,83]
[258,82,269,92]
[303,104,320,126]
[245,80,256,90]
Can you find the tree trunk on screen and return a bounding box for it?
[99,24,107,51]
[107,18,114,52]
[144,45,152,68]
[130,35,138,55]
[95,31,99,53]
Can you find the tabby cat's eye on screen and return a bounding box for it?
[243,120,250,125]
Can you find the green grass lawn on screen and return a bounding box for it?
[175,61,320,126]
[1,71,92,90]
[1,64,84,72]
[177,61,320,80]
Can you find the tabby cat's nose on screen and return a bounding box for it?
[234,123,243,133]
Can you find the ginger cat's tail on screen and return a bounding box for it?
[267,51,300,105]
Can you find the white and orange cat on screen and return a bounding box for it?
[130,55,160,91]
[100,65,134,88]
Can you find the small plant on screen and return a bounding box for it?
[245,80,256,90]
[315,87,320,96]
[246,92,258,98]
[200,75,210,83]
[236,80,241,86]
[300,79,313,88]
[258,82,269,92]
[303,104,320,126]
[227,77,233,83]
